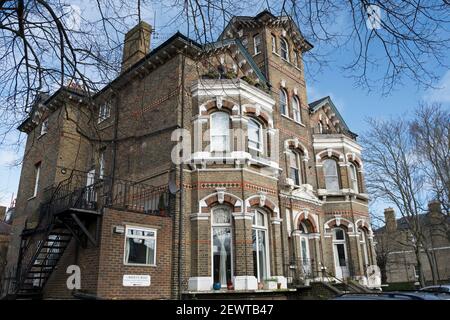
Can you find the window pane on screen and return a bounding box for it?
[324,159,339,191]
[211,112,230,151]
[213,207,231,224]
[126,236,155,265]
[279,90,287,115]
[334,228,344,240]
[248,119,262,151]
[336,244,347,266]
[213,227,232,286]
[281,38,289,60]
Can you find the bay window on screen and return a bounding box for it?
[323,158,340,191]
[248,118,263,155]
[210,112,230,152]
[212,206,233,287]
[349,163,359,193]
[252,210,269,282]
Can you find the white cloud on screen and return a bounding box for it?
[0,149,18,167]
[424,70,450,104]
[64,4,82,31]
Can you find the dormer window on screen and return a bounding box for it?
[98,101,111,123]
[280,38,289,61]
[40,118,49,136]
[253,34,262,55]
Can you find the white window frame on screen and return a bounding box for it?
[323,158,340,191]
[271,34,277,53]
[288,150,302,186]
[349,163,359,193]
[360,229,369,267]
[211,206,234,288]
[33,162,41,197]
[99,150,105,179]
[292,96,302,123]
[248,118,264,154]
[98,101,111,123]
[279,89,288,117]
[210,112,230,152]
[280,38,289,61]
[252,209,271,282]
[123,225,157,267]
[40,118,49,136]
[253,34,262,55]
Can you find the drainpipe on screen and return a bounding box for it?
[178,54,186,299]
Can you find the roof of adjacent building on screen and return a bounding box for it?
[374,213,450,233]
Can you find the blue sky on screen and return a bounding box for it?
[1,3,449,218]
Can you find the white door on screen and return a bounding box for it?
[333,228,349,279]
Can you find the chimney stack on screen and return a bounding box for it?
[0,206,6,222]
[428,200,441,216]
[384,207,397,232]
[121,21,152,73]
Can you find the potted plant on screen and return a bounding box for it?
[158,193,168,216]
[263,277,278,290]
[258,282,264,290]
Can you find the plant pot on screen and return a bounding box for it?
[258,282,264,290]
[264,281,277,290]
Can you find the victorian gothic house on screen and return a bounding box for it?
[2,11,376,299]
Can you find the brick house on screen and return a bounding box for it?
[2,11,376,299]
[374,202,450,285]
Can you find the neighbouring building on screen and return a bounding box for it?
[0,206,12,290]
[2,10,376,299]
[374,202,450,285]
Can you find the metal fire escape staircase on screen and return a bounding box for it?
[13,176,102,299]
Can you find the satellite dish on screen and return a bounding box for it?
[168,170,179,194]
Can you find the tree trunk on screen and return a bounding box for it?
[424,249,439,285]
[414,247,426,287]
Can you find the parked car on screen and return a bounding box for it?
[418,284,450,300]
[332,292,444,300]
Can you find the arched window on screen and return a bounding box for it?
[279,89,288,116]
[210,112,230,152]
[349,163,359,193]
[248,118,263,156]
[280,38,289,61]
[359,228,369,268]
[288,150,302,186]
[323,159,340,191]
[212,206,233,287]
[292,96,302,123]
[252,210,269,282]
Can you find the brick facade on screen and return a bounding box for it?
[4,10,376,299]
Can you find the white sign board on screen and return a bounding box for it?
[123,275,151,287]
